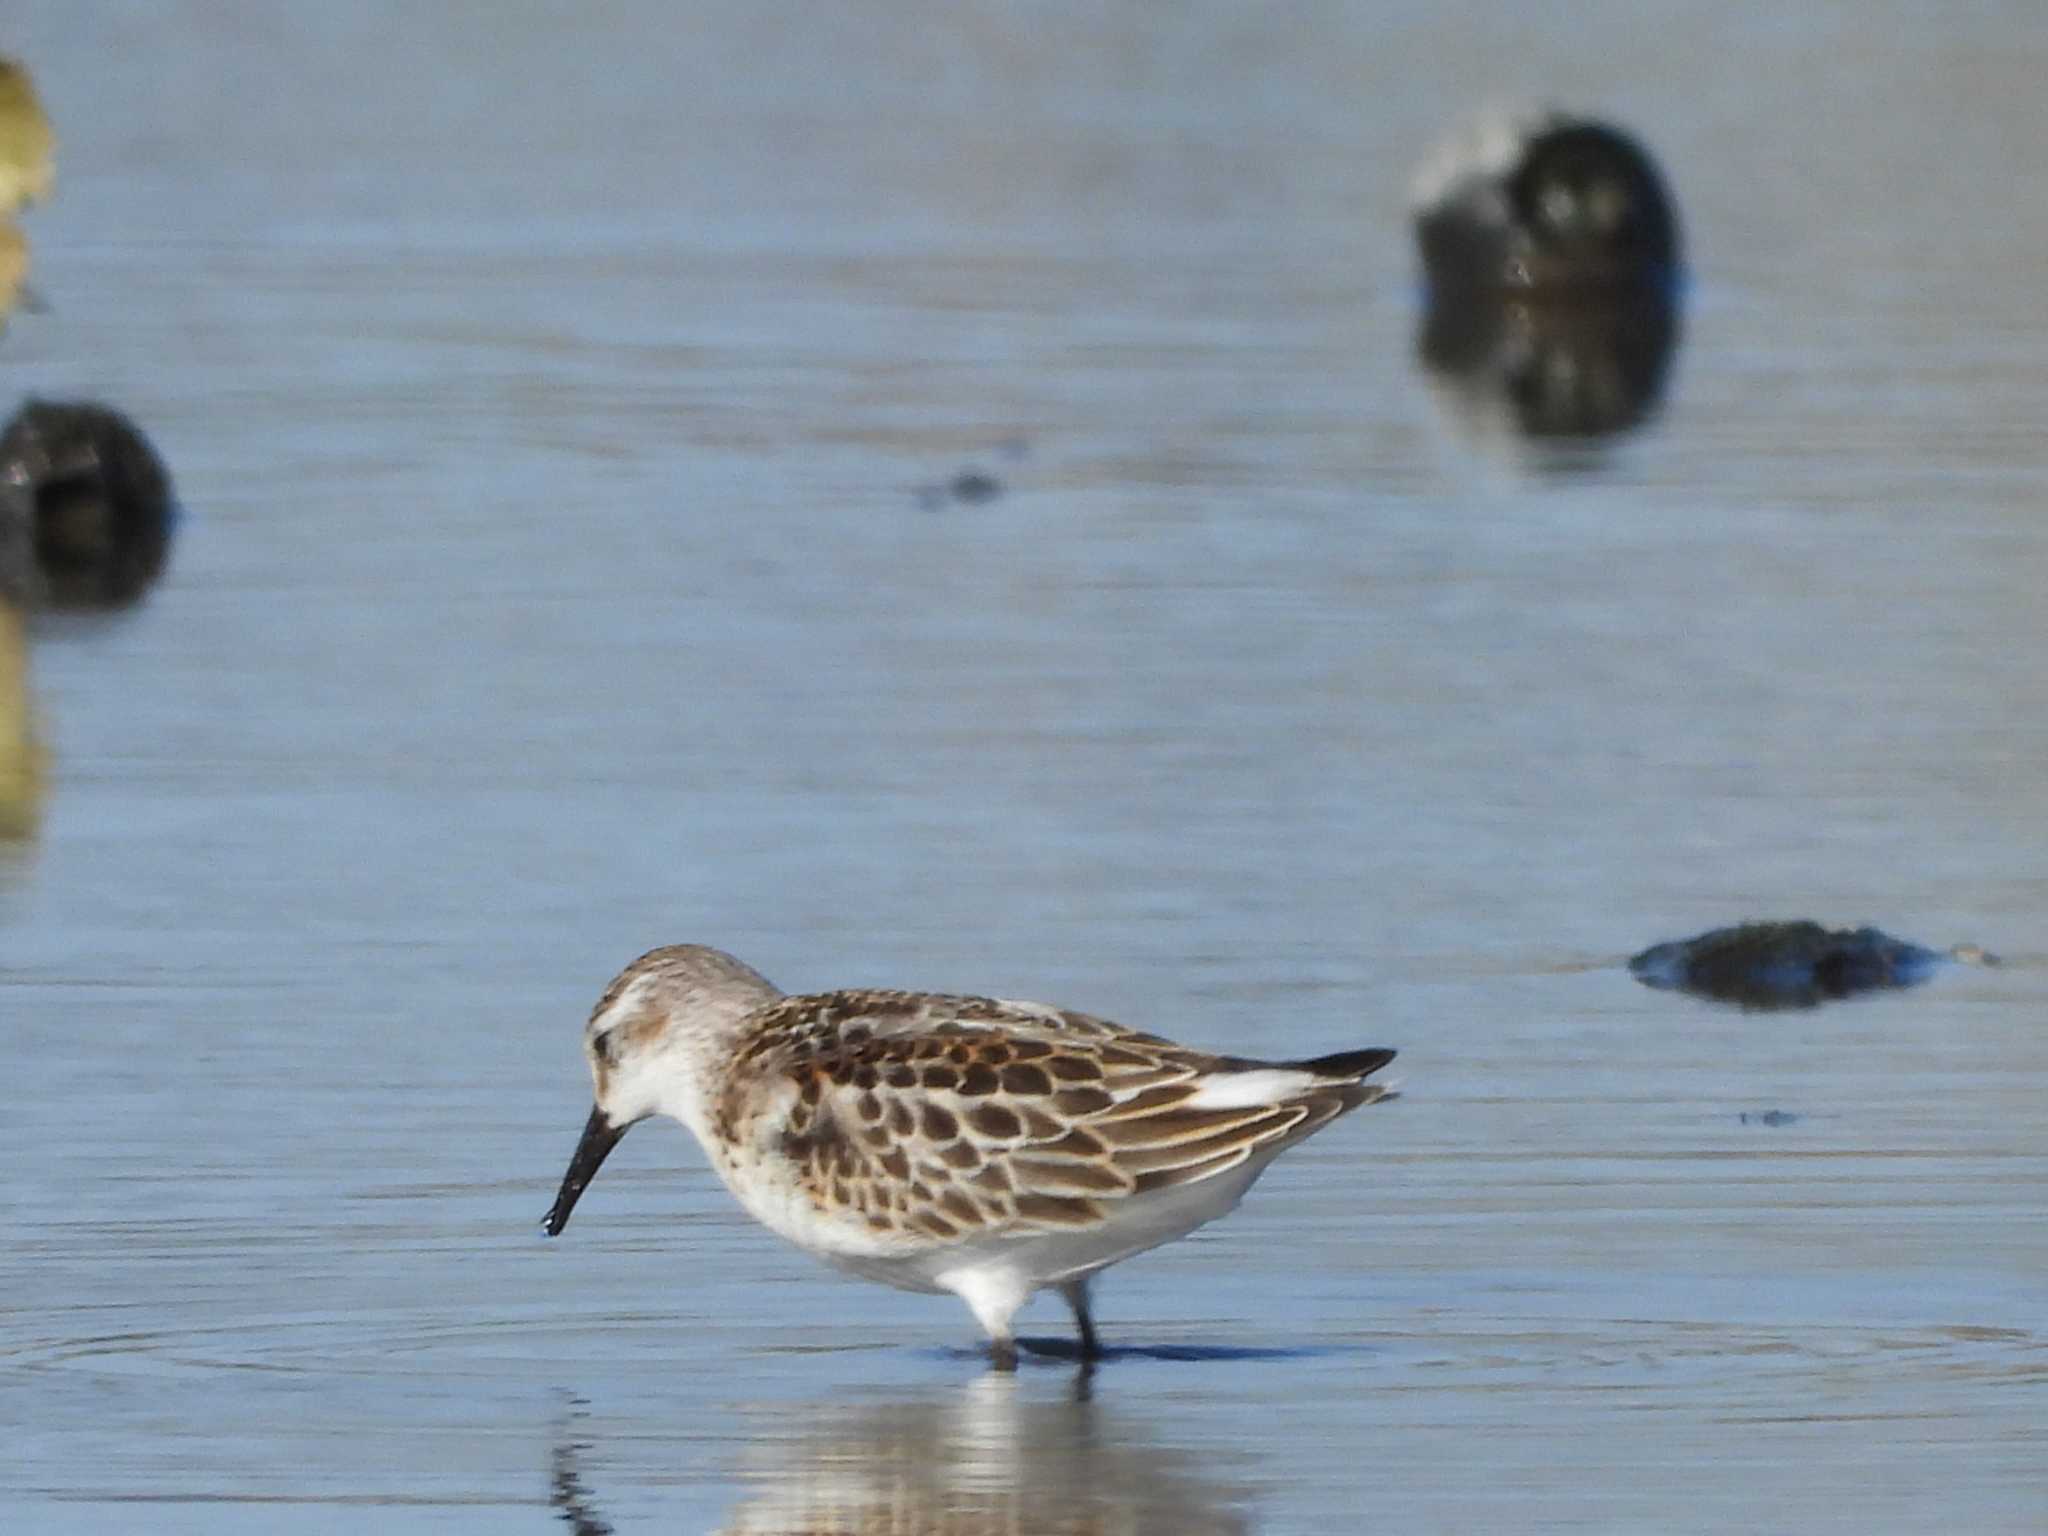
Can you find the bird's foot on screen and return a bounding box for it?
[1076,1319,1103,1362]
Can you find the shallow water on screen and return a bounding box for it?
[4,3,2048,1530]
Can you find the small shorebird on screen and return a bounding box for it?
[542,945,1398,1368]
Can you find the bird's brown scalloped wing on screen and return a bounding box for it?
[721,990,1380,1243]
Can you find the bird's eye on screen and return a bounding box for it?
[591,1029,618,1066]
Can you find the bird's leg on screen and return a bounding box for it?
[954,1271,1030,1373]
[1059,1279,1102,1361]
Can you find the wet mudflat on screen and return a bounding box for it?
[4,3,2048,1531]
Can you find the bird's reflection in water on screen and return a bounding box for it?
[551,1376,1250,1535]
[719,1374,1249,1535]
[550,1398,614,1536]
[1417,287,1682,460]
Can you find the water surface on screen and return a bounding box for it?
[3,3,2046,1530]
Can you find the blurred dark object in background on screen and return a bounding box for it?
[1413,111,1683,451]
[1414,111,1681,295]
[1419,286,1679,440]
[916,464,1009,510]
[1630,921,1998,1012]
[1,399,177,608]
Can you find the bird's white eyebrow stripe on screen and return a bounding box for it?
[589,974,653,1033]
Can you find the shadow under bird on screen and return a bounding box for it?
[542,945,1398,1369]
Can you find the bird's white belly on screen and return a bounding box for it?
[717,1146,1275,1301]
[710,1147,954,1287]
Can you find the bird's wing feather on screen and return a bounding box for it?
[722,990,1392,1242]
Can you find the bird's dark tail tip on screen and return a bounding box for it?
[1291,1046,1397,1080]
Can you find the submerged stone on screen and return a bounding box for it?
[948,469,1003,504]
[1630,921,1997,1012]
[0,399,178,608]
[918,467,1007,509]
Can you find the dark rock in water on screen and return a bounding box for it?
[0,399,177,608]
[1413,112,1683,457]
[1414,111,1682,294]
[1629,921,1998,1012]
[1418,285,1680,442]
[1739,1109,1800,1127]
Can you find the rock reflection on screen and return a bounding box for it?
[1630,921,1999,1012]
[712,1376,1249,1535]
[1418,286,1680,445]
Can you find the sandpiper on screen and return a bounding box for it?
[542,945,1399,1368]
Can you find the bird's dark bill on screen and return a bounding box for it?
[543,1105,625,1236]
